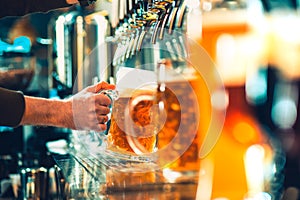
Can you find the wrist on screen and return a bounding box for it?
[61,99,76,129]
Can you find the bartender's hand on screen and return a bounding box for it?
[20,81,115,132]
[66,0,97,6]
[65,0,81,4]
[71,81,116,132]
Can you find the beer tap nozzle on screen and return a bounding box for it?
[136,18,156,51]
[149,7,165,44]
[157,1,173,40]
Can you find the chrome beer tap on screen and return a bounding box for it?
[167,0,181,34]
[136,16,157,51]
[156,0,173,40]
[111,0,190,65]
[176,0,187,29]
[149,6,167,43]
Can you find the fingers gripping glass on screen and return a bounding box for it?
[91,89,119,145]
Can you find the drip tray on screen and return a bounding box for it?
[53,153,198,199]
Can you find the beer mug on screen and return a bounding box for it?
[100,60,203,182]
[101,67,164,154]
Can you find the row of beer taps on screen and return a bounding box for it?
[110,0,189,66]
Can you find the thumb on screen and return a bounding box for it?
[87,81,116,93]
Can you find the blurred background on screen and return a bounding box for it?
[1,0,300,199]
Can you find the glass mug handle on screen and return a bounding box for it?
[99,89,119,104]
[98,89,119,135]
[90,89,119,148]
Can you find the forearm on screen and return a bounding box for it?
[9,81,114,131]
[20,96,75,129]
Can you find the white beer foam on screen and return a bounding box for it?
[116,67,197,96]
[116,67,157,94]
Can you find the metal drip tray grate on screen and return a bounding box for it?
[53,153,198,199]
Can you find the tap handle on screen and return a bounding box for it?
[176,0,187,29]
[168,6,179,34]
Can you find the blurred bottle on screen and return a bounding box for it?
[250,66,300,192]
[195,0,286,199]
[252,7,300,193]
[197,84,285,199]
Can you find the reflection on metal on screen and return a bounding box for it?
[53,150,198,199]
[76,16,85,91]
[49,9,110,96]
